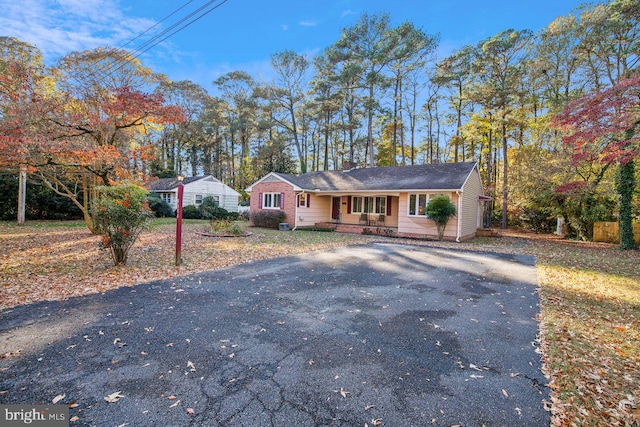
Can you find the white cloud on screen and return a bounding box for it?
[299,21,317,27]
[0,0,157,62]
[281,24,289,31]
[341,9,357,18]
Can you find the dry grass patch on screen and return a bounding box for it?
[0,220,374,310]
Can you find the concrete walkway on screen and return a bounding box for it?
[0,243,549,426]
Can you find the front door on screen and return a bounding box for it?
[331,197,341,221]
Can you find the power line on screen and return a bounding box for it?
[120,0,197,49]
[67,0,200,86]
[94,0,230,83]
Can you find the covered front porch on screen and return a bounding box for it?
[310,194,399,228]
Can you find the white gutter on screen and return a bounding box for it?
[456,190,462,242]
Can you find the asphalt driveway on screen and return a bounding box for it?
[0,243,549,426]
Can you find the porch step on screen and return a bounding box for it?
[476,228,502,237]
[314,222,397,236]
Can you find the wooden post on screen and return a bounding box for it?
[175,176,184,266]
[17,165,27,225]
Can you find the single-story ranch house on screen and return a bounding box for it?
[246,162,489,241]
[148,175,240,212]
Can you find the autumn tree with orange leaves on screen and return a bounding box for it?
[0,47,184,232]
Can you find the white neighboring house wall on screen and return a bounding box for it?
[152,176,240,212]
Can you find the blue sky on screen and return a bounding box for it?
[1,0,585,93]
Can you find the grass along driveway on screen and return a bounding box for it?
[1,220,638,425]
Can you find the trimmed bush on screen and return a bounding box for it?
[182,205,201,219]
[147,192,174,218]
[251,210,286,229]
[93,184,153,266]
[200,196,238,220]
[425,195,457,241]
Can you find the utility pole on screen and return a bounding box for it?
[17,165,27,225]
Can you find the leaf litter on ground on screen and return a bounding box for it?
[1,221,638,425]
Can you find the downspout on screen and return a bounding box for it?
[292,191,304,231]
[456,191,462,242]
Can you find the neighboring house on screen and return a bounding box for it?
[148,175,240,212]
[246,162,488,241]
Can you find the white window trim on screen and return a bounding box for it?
[298,193,308,208]
[352,196,364,214]
[407,193,450,217]
[262,192,281,210]
[373,196,386,215]
[195,194,203,205]
[352,196,386,214]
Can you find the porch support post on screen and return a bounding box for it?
[456,190,462,242]
[293,191,302,230]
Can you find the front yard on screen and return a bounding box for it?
[1,220,638,425]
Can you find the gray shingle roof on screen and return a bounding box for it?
[273,162,477,192]
[147,176,204,191]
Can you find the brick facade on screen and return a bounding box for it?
[249,181,296,226]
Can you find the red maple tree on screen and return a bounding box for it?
[554,75,639,248]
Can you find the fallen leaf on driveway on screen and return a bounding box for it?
[187,361,196,372]
[502,389,509,397]
[104,391,124,403]
[52,394,65,404]
[334,387,350,398]
[169,400,181,408]
[69,416,80,422]
[186,408,195,415]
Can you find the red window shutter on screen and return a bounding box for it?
[307,194,310,208]
[259,192,263,209]
[347,196,352,214]
[280,193,285,209]
[386,196,392,216]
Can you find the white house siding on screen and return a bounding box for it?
[396,193,459,240]
[181,177,239,212]
[294,194,332,227]
[459,167,483,239]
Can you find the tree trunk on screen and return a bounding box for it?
[392,75,399,166]
[399,78,406,165]
[501,114,508,229]
[455,84,462,162]
[485,113,493,228]
[324,111,330,171]
[367,84,375,168]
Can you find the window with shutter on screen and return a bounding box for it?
[262,192,282,209]
[298,193,310,208]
